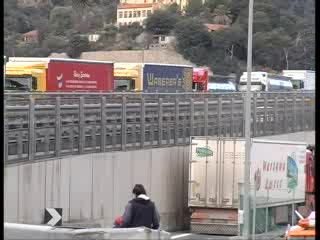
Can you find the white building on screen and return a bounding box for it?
[88,34,101,42]
[117,3,154,27]
[119,0,203,10]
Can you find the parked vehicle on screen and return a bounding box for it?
[114,63,193,92]
[207,79,236,92]
[188,137,307,235]
[282,70,315,90]
[192,68,208,91]
[6,57,114,92]
[239,72,293,91]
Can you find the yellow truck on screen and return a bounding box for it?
[5,61,47,91]
[114,63,142,91]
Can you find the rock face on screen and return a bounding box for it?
[80,49,196,66]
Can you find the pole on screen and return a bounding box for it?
[243,0,254,239]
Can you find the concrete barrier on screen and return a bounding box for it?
[4,222,171,240]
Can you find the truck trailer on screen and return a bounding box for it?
[6,57,114,92]
[282,70,315,90]
[188,137,307,235]
[114,63,193,92]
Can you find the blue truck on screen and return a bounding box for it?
[143,63,193,92]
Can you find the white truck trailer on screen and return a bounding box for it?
[282,70,315,90]
[188,137,306,235]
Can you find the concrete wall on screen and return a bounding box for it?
[255,131,315,145]
[4,146,189,231]
[4,131,314,230]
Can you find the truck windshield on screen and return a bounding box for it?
[114,78,135,91]
[291,79,304,89]
[5,75,37,91]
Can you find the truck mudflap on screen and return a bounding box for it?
[190,208,238,235]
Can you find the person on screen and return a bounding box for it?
[118,184,160,229]
[113,216,123,228]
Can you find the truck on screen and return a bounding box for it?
[114,63,193,92]
[6,57,114,92]
[282,70,315,90]
[207,80,236,92]
[239,72,293,91]
[188,137,307,235]
[192,68,208,91]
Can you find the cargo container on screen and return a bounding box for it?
[188,137,307,235]
[114,63,193,92]
[6,58,114,92]
[282,70,315,90]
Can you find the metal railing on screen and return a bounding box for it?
[4,91,315,163]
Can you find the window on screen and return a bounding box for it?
[142,10,146,17]
[118,11,123,18]
[124,11,127,18]
[160,36,166,42]
[133,11,136,17]
[129,11,132,18]
[137,11,141,17]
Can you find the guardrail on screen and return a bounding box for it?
[4,92,315,163]
[4,223,171,240]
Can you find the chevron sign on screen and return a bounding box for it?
[44,208,62,226]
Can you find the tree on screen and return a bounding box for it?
[174,19,212,65]
[49,7,73,35]
[119,22,143,40]
[205,0,230,12]
[67,35,90,58]
[145,10,178,35]
[42,36,69,53]
[185,0,204,17]
[212,4,233,25]
[14,43,50,57]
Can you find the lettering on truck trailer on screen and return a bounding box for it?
[250,141,306,207]
[143,65,193,92]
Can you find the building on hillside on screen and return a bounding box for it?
[149,35,175,49]
[117,3,154,27]
[22,30,39,43]
[119,0,205,10]
[204,23,228,32]
[88,34,101,42]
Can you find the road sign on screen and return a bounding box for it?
[44,208,62,226]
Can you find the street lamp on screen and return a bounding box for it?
[243,0,254,239]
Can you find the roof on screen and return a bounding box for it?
[204,24,228,31]
[23,30,38,37]
[118,3,153,10]
[80,50,196,67]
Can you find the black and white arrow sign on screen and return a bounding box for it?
[44,208,62,226]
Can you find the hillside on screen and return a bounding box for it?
[4,0,315,77]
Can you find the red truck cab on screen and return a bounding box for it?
[192,68,208,91]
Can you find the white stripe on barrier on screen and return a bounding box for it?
[171,233,192,239]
